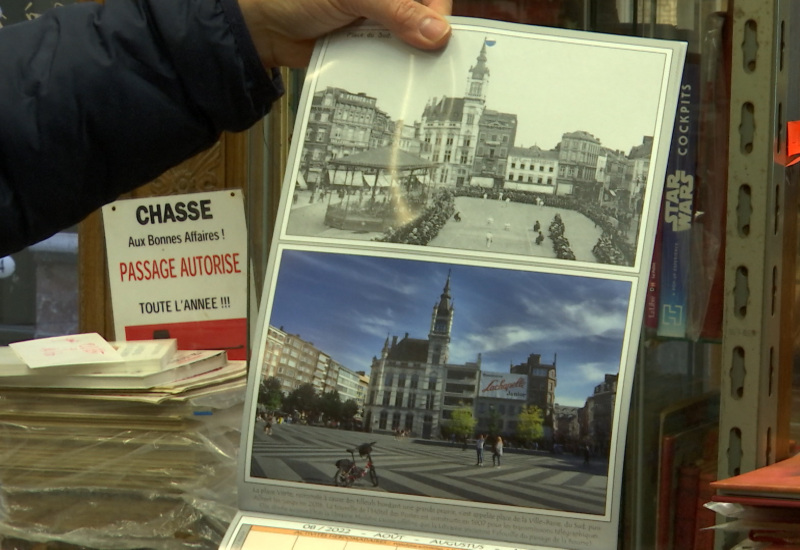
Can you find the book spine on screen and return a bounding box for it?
[657,60,701,340]
[687,11,732,342]
[656,434,677,550]
[673,463,702,550]
[693,468,717,550]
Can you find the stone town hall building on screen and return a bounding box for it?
[364,273,482,439]
[419,41,517,188]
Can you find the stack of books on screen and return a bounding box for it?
[0,334,242,390]
[708,453,800,549]
[0,333,248,548]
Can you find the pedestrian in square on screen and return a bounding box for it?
[476,434,485,466]
[492,436,503,467]
[264,414,273,435]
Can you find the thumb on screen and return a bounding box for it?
[354,0,452,49]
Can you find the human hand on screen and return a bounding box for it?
[237,0,452,69]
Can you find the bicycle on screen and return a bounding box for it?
[333,442,379,487]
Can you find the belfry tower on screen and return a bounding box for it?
[427,271,454,365]
[465,40,490,102]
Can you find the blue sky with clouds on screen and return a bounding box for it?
[264,249,632,408]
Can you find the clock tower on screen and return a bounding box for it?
[427,271,454,365]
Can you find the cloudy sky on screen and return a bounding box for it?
[309,20,672,154]
[263,249,633,408]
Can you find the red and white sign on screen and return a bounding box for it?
[102,190,248,359]
[479,371,528,400]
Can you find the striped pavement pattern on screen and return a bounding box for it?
[249,423,608,516]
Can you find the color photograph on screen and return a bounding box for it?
[248,248,633,517]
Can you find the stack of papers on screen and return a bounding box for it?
[0,333,248,547]
[0,333,245,392]
[707,453,800,549]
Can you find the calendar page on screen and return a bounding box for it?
[228,16,686,550]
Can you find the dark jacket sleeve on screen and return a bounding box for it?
[0,0,284,255]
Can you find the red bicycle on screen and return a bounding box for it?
[333,442,379,487]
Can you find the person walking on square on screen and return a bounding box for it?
[475,434,485,466]
[264,414,273,435]
[492,436,503,467]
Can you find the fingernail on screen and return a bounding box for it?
[420,17,450,43]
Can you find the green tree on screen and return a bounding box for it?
[516,405,544,447]
[285,383,318,418]
[341,399,360,423]
[319,390,343,422]
[258,376,283,412]
[447,406,477,440]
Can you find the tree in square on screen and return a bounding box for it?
[516,405,544,448]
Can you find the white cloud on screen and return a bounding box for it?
[577,361,612,381]
[460,324,549,354]
[354,313,398,340]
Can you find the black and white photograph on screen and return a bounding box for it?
[247,248,634,517]
[281,23,674,268]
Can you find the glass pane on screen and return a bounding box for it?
[793,198,800,446]
[0,229,80,344]
[449,1,730,548]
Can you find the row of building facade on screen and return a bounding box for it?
[300,41,652,210]
[260,274,617,453]
[262,324,368,407]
